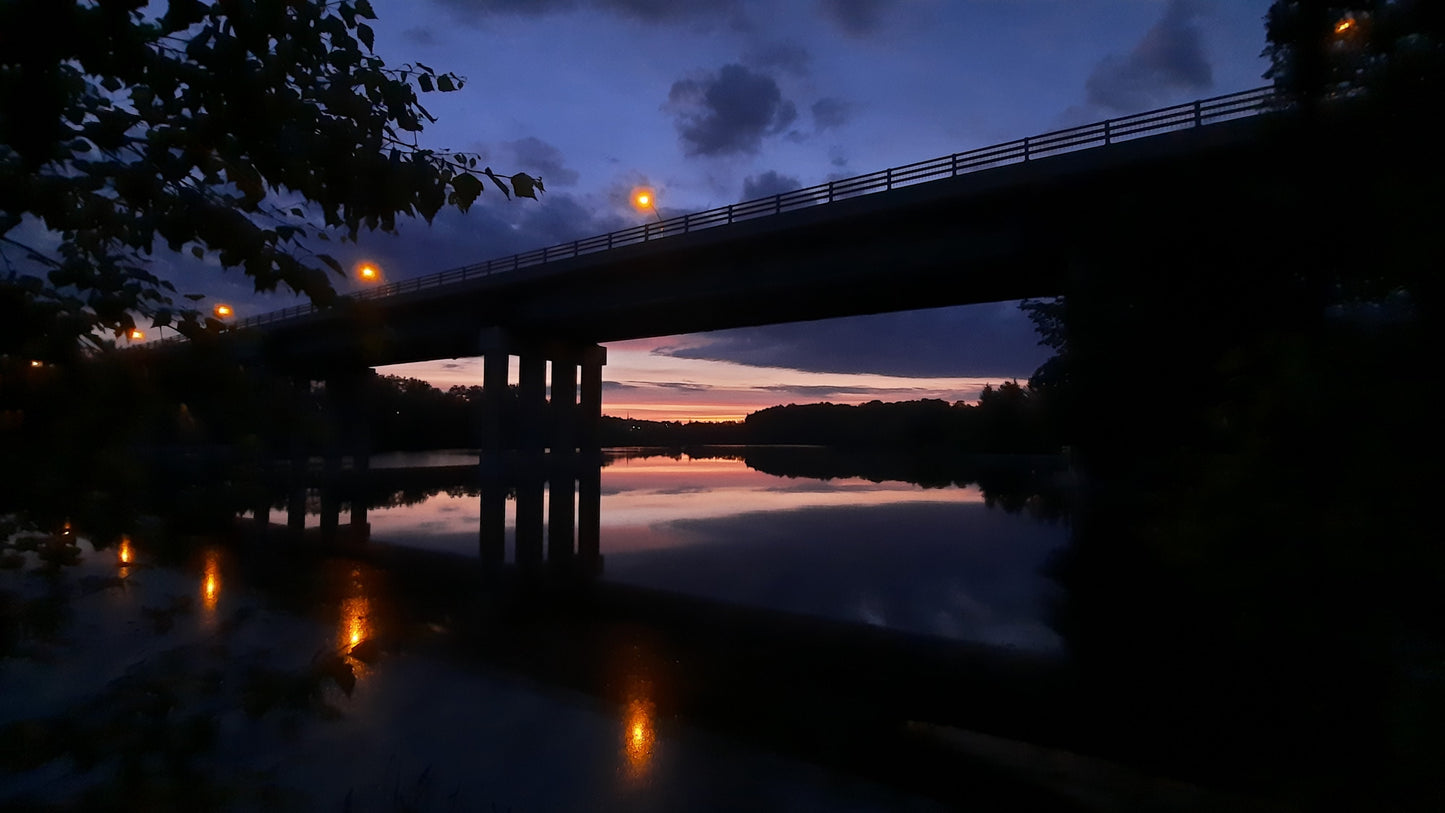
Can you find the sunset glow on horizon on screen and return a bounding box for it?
[377,335,1020,424]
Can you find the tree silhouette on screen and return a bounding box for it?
[0,0,542,359]
[1263,0,1443,114]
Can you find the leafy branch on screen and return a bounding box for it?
[0,0,541,359]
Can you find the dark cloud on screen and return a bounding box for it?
[741,170,801,200]
[816,0,891,38]
[433,0,747,27]
[401,27,440,45]
[1084,0,1213,113]
[503,137,580,187]
[811,97,851,131]
[665,64,798,156]
[658,302,1050,378]
[745,40,812,76]
[329,190,629,299]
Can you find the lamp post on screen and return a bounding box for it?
[632,188,662,222]
[357,262,382,284]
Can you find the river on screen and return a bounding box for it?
[0,447,1073,811]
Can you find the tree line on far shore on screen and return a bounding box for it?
[358,374,1064,454]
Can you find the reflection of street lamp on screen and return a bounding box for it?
[632,188,662,222]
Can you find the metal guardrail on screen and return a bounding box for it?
[229,86,1274,332]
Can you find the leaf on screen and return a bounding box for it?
[437,74,455,92]
[481,167,511,199]
[355,0,377,19]
[417,73,433,93]
[511,173,543,200]
[190,246,204,260]
[450,173,483,212]
[316,254,344,275]
[356,23,374,52]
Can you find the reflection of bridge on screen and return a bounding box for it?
[254,453,602,574]
[180,88,1279,454]
[241,456,1100,809]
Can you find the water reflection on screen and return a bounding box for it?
[249,448,1067,649]
[341,593,370,649]
[622,694,657,780]
[200,547,221,615]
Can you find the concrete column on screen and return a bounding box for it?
[319,487,340,539]
[287,488,307,537]
[519,354,547,452]
[548,458,575,565]
[252,495,271,543]
[480,347,509,451]
[349,497,368,539]
[551,356,577,453]
[579,345,606,451]
[348,368,375,472]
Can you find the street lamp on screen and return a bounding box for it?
[213,303,233,319]
[357,262,382,283]
[632,188,662,222]
[128,328,144,341]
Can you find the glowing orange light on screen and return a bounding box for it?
[118,536,133,565]
[357,263,381,282]
[631,188,657,211]
[622,696,656,776]
[1335,17,1354,34]
[128,328,144,341]
[29,360,42,368]
[201,549,221,612]
[341,594,370,648]
[213,303,233,318]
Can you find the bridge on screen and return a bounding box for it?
[162,87,1292,452]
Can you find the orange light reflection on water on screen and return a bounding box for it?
[201,548,221,612]
[622,695,656,779]
[340,593,371,650]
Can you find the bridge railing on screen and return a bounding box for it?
[231,86,1274,332]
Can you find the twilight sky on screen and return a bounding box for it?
[159,0,1275,420]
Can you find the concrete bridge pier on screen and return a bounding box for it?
[475,328,607,453]
[578,347,605,451]
[518,354,547,452]
[479,344,509,452]
[319,369,375,539]
[551,354,577,453]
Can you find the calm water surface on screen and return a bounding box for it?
[1,447,1070,811]
[364,448,1068,651]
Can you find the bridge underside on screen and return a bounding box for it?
[237,114,1296,375]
